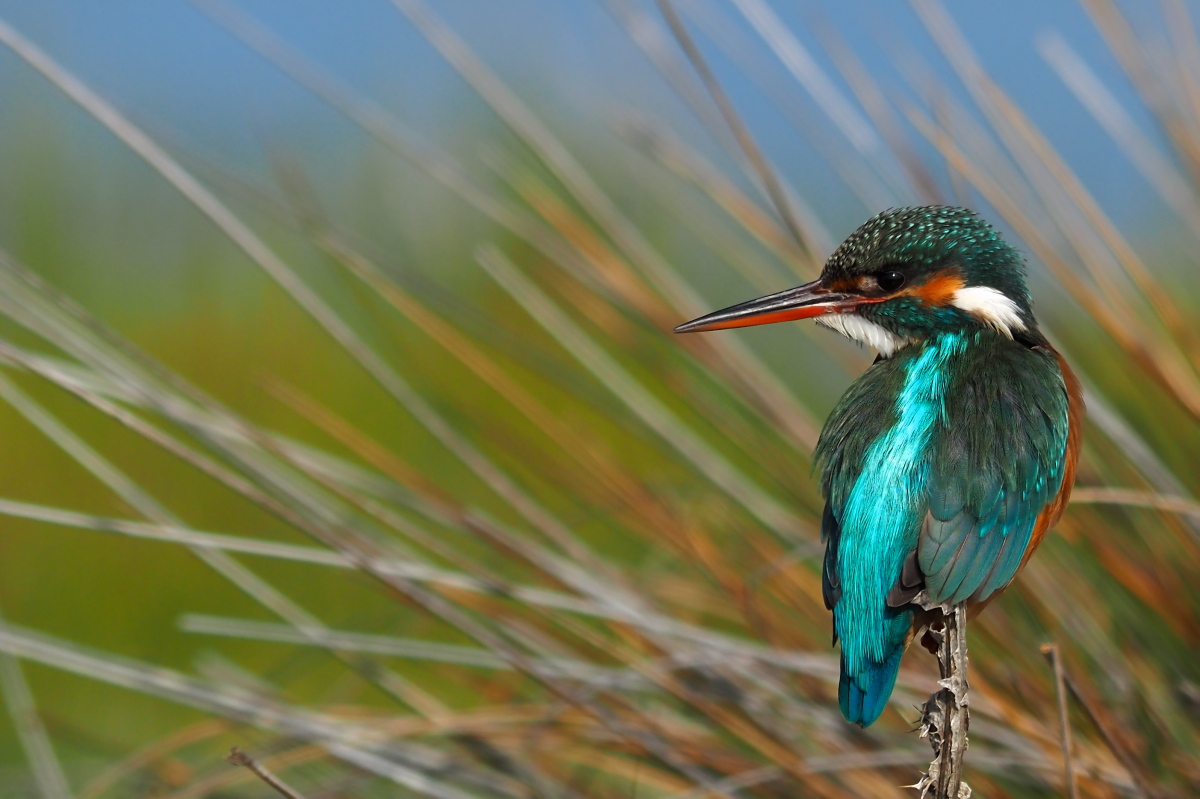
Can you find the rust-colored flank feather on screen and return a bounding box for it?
[1021,348,1084,570]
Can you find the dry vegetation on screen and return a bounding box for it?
[0,0,1198,796]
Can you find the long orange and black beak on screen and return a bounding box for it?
[674,279,865,333]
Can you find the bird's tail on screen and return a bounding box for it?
[837,608,912,726]
[838,648,904,726]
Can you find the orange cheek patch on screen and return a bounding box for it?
[900,269,965,306]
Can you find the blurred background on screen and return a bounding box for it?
[0,0,1197,796]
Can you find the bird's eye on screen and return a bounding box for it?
[877,270,906,292]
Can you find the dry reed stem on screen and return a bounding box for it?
[81,719,230,799]
[654,0,812,257]
[1060,663,1162,799]
[0,610,73,799]
[1040,644,1079,799]
[727,0,907,200]
[1081,0,1200,184]
[612,115,805,265]
[499,159,827,450]
[600,0,831,260]
[477,246,806,539]
[164,744,327,799]
[225,747,308,799]
[1069,487,1200,519]
[391,0,828,469]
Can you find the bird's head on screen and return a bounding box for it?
[675,206,1040,356]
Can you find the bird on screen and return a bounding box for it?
[674,206,1082,727]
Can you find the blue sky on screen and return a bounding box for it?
[0,1,1180,233]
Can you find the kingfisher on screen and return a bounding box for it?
[675,207,1082,727]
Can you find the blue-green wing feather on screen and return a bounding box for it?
[821,502,841,615]
[919,345,1070,604]
[816,339,954,726]
[816,334,1071,727]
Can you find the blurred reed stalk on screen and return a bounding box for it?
[0,0,1194,797]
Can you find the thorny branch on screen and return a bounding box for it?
[912,597,971,799]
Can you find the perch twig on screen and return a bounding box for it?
[912,595,970,798]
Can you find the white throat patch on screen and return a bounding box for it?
[816,314,909,358]
[950,286,1027,338]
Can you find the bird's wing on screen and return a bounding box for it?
[816,356,907,625]
[817,352,912,624]
[821,501,842,614]
[910,345,1078,606]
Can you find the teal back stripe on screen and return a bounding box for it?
[835,334,965,665]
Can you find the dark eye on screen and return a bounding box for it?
[877,270,906,292]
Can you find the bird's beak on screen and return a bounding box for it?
[674,279,866,333]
